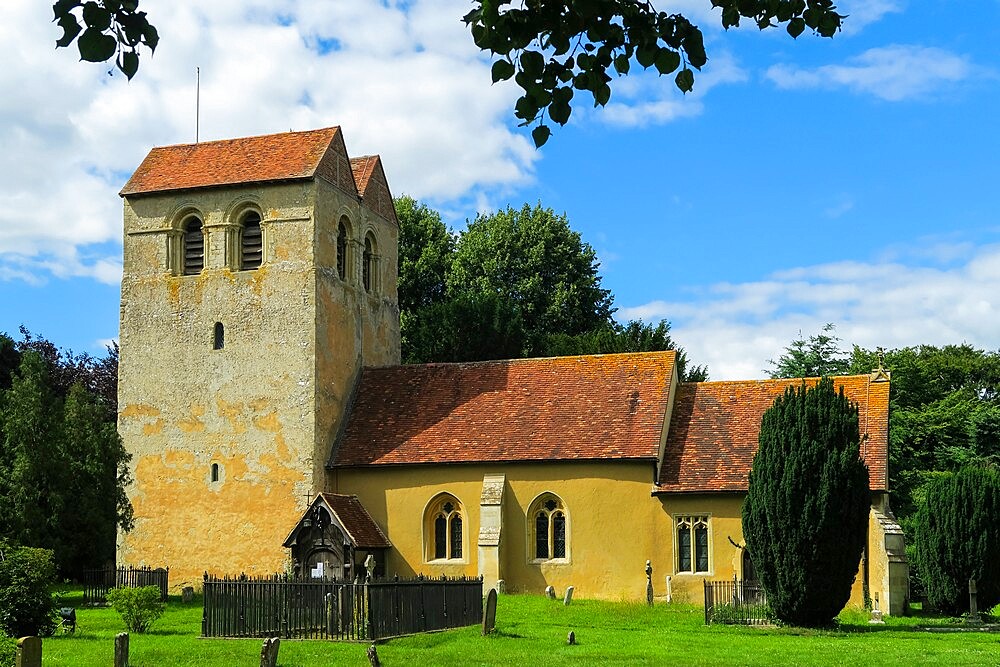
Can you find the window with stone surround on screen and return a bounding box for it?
[336,217,350,281]
[182,216,204,275]
[362,231,378,293]
[426,494,463,561]
[530,493,567,562]
[675,515,710,574]
[240,211,262,270]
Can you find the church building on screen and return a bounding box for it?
[116,128,908,614]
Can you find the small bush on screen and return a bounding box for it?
[0,540,58,637]
[0,636,16,667]
[106,586,165,633]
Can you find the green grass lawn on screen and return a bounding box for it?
[37,591,1000,666]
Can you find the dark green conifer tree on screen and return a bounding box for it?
[913,465,1000,615]
[742,377,870,626]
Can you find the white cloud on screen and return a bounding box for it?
[766,45,973,101]
[0,0,536,283]
[601,53,748,128]
[619,241,1000,381]
[837,0,903,35]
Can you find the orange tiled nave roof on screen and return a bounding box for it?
[329,352,678,467]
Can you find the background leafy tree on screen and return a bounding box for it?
[0,540,58,638]
[0,331,131,578]
[768,323,849,378]
[912,465,1000,615]
[395,198,708,378]
[742,377,870,626]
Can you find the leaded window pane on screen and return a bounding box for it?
[434,515,446,559]
[337,223,347,280]
[695,523,709,572]
[536,512,549,559]
[678,524,692,572]
[450,515,462,559]
[552,512,566,558]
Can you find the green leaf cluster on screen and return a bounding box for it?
[395,198,707,378]
[912,466,1000,615]
[768,323,850,379]
[742,377,870,626]
[0,332,132,579]
[0,540,58,638]
[465,0,844,146]
[52,0,158,79]
[106,585,165,633]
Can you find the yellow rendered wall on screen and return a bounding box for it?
[118,176,399,590]
[331,463,878,607]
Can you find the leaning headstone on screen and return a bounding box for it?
[563,586,574,606]
[645,560,654,606]
[182,586,194,603]
[259,637,280,667]
[482,588,498,635]
[567,631,576,645]
[15,637,41,667]
[114,633,128,667]
[545,585,556,599]
[496,579,506,594]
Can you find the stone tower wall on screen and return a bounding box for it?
[118,173,399,589]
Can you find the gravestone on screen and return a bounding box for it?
[567,631,576,645]
[496,579,506,594]
[15,637,41,667]
[545,585,556,599]
[182,586,194,603]
[968,579,982,625]
[665,575,673,603]
[645,560,653,606]
[868,593,884,625]
[365,554,376,583]
[482,588,498,635]
[367,642,382,667]
[259,637,280,667]
[563,586,574,606]
[114,633,128,667]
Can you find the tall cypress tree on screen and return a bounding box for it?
[742,377,871,626]
[913,465,1000,615]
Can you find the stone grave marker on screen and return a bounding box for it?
[567,631,576,645]
[496,579,505,594]
[868,593,884,625]
[259,636,280,667]
[114,633,128,667]
[482,588,498,635]
[545,585,556,599]
[968,579,982,625]
[645,560,654,606]
[15,637,41,667]
[182,586,194,603]
[665,575,673,603]
[563,586,574,606]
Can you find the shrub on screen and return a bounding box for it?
[913,465,1000,615]
[742,377,870,627]
[106,585,165,633]
[0,540,58,637]
[0,636,15,667]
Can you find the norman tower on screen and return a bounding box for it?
[117,128,399,587]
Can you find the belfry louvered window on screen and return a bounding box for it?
[241,211,262,270]
[183,217,204,275]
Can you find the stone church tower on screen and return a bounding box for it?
[116,128,399,587]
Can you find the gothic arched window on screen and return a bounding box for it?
[240,211,262,270]
[530,493,568,561]
[362,232,377,293]
[337,218,349,281]
[426,494,463,561]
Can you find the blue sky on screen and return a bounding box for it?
[2,1,999,378]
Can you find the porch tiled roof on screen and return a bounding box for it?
[655,375,890,494]
[120,127,342,196]
[319,493,391,549]
[329,352,677,467]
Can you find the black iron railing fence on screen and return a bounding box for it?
[82,565,169,605]
[201,573,483,641]
[703,579,770,625]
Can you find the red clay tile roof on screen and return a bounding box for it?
[655,375,890,494]
[283,493,391,549]
[329,352,677,467]
[350,156,379,196]
[120,127,343,196]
